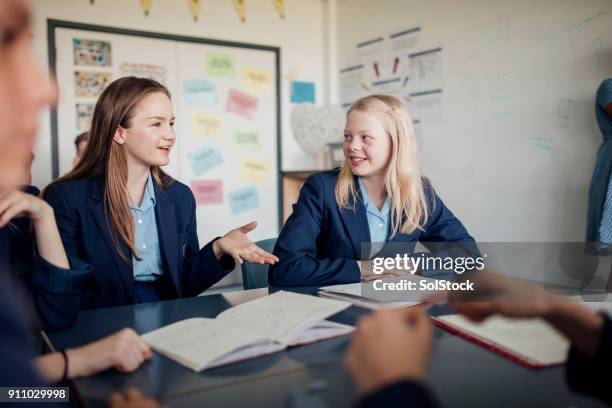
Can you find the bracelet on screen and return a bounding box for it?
[58,349,69,382]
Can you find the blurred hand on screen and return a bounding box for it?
[213,221,279,265]
[68,328,152,378]
[444,271,555,322]
[108,388,162,408]
[344,307,433,395]
[0,189,52,227]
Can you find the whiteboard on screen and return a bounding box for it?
[50,21,280,250]
[337,1,612,242]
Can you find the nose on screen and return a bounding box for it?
[29,66,58,110]
[164,127,177,142]
[347,137,362,151]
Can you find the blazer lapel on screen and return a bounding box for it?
[338,178,371,259]
[89,177,134,302]
[153,182,181,296]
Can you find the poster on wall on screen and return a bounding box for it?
[75,103,95,131]
[73,38,112,67]
[119,62,167,85]
[74,71,112,97]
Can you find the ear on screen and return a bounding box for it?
[112,127,126,145]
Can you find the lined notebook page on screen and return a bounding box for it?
[217,291,350,345]
[437,315,569,366]
[141,317,269,371]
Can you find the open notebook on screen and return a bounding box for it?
[319,276,438,310]
[433,314,569,369]
[141,291,354,372]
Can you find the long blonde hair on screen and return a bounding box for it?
[335,95,430,237]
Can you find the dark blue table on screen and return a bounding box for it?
[45,288,606,408]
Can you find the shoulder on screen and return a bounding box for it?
[599,78,612,91]
[44,176,101,203]
[597,78,612,102]
[160,179,195,204]
[47,176,98,193]
[305,168,340,188]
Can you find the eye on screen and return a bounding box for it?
[152,122,162,127]
[0,28,17,46]
[170,121,175,127]
[361,135,371,141]
[343,134,352,140]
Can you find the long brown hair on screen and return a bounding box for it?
[48,76,174,262]
[335,95,430,236]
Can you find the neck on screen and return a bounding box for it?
[360,174,387,204]
[126,161,150,207]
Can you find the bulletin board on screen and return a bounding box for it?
[48,20,281,245]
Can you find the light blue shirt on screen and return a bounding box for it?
[358,178,391,258]
[130,171,165,282]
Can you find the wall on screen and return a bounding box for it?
[336,0,612,242]
[32,0,326,188]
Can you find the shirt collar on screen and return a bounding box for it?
[358,177,390,216]
[129,170,157,211]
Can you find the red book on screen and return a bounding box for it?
[432,314,568,370]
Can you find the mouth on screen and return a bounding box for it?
[157,145,172,153]
[349,155,367,165]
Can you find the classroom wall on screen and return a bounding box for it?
[31,0,327,188]
[336,0,612,242]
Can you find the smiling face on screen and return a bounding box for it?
[343,110,392,180]
[113,91,176,169]
[0,0,56,189]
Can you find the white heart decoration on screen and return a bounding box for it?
[290,103,346,155]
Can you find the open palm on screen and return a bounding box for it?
[216,221,279,265]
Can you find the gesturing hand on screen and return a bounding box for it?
[213,221,279,265]
[0,189,52,228]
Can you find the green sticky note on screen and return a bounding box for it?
[233,130,261,149]
[206,53,236,77]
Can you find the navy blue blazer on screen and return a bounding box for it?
[0,186,91,330]
[0,273,44,388]
[269,170,475,287]
[44,176,234,311]
[358,380,439,408]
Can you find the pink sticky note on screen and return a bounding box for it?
[191,180,223,205]
[226,89,258,119]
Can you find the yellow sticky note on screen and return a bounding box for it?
[192,111,224,139]
[240,159,269,184]
[243,67,272,94]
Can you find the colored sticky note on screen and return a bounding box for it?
[229,186,260,214]
[243,67,272,94]
[191,180,223,205]
[206,52,236,77]
[226,89,258,119]
[233,129,261,149]
[192,111,224,139]
[187,144,223,176]
[240,159,269,184]
[290,81,315,103]
[184,80,217,106]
